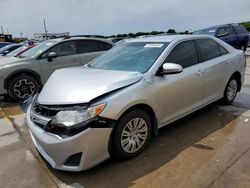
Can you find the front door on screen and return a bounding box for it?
[155,40,204,126]
[39,41,81,83]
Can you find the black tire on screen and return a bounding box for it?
[240,43,247,52]
[7,74,39,102]
[110,109,152,160]
[222,75,239,105]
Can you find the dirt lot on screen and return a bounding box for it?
[0,50,250,188]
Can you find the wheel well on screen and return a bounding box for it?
[118,104,158,136]
[231,72,241,92]
[4,71,42,90]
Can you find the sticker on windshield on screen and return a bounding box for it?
[209,30,216,33]
[144,43,164,48]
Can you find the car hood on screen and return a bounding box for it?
[0,56,21,66]
[38,67,143,105]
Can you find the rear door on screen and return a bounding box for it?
[195,39,230,104]
[155,40,205,125]
[75,40,113,65]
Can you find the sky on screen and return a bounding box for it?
[0,0,250,38]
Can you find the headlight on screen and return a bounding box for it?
[50,103,106,127]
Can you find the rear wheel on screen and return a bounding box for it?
[110,109,152,160]
[240,43,247,52]
[8,74,39,102]
[222,76,239,105]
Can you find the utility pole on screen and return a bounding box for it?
[1,26,3,35]
[43,18,48,40]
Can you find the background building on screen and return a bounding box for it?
[0,34,13,42]
[34,32,70,41]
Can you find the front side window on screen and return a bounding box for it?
[21,41,57,58]
[218,26,233,36]
[89,42,169,73]
[218,27,227,35]
[165,40,198,68]
[196,39,221,62]
[42,41,77,58]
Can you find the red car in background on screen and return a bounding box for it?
[1,44,36,58]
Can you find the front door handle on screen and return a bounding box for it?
[71,58,78,61]
[196,70,201,76]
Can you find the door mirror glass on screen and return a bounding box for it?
[48,52,57,58]
[159,63,183,75]
[47,52,57,62]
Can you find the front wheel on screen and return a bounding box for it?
[110,109,152,160]
[222,76,239,105]
[8,74,39,102]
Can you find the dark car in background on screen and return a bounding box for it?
[0,42,13,49]
[0,43,22,56]
[248,33,250,47]
[194,23,249,51]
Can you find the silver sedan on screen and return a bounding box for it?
[27,35,246,171]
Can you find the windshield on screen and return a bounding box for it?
[6,46,28,57]
[20,41,57,58]
[193,28,216,35]
[89,42,169,73]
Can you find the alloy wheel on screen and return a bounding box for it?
[226,79,237,101]
[13,79,36,99]
[120,117,148,154]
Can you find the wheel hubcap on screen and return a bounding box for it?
[227,79,237,101]
[13,79,36,99]
[121,118,148,153]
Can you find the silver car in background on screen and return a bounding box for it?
[0,37,114,101]
[27,35,246,171]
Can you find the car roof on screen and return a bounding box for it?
[126,34,214,43]
[198,23,241,30]
[46,37,113,44]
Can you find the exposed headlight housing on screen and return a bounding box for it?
[50,103,106,128]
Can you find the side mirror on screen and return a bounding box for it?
[157,63,183,75]
[47,52,57,62]
[217,32,228,37]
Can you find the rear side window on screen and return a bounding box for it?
[77,40,112,54]
[165,40,198,68]
[98,41,112,51]
[196,39,221,62]
[218,45,228,55]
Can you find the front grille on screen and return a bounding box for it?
[64,152,82,167]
